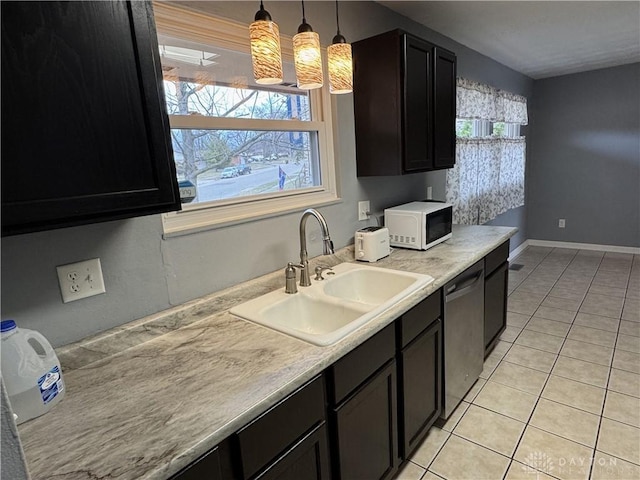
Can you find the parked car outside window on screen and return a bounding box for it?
[221,166,238,179]
[237,164,252,175]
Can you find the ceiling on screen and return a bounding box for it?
[377,1,640,79]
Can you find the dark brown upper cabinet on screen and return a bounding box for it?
[1,1,180,236]
[352,30,456,176]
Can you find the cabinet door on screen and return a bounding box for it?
[332,360,398,480]
[433,47,456,169]
[403,35,433,172]
[399,319,441,459]
[352,30,403,177]
[485,262,508,354]
[1,1,180,236]
[256,423,331,480]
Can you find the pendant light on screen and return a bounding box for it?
[327,0,352,94]
[249,1,283,85]
[293,1,323,90]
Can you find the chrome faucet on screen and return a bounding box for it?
[298,208,334,287]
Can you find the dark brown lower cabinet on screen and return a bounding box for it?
[484,241,510,355]
[331,360,398,480]
[171,283,496,480]
[398,319,442,459]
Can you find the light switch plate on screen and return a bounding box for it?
[56,258,106,303]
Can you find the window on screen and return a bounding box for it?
[447,78,528,225]
[491,122,521,138]
[153,3,339,236]
[456,120,520,138]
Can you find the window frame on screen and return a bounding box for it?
[153,2,341,236]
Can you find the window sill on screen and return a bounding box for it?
[162,191,342,238]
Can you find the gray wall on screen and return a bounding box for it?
[0,1,532,347]
[528,63,640,247]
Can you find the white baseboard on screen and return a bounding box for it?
[516,239,640,256]
[508,240,531,262]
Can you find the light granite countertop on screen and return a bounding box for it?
[18,225,516,480]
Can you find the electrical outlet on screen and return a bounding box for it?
[426,186,433,200]
[559,219,566,228]
[358,201,370,221]
[56,258,106,303]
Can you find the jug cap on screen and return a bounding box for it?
[1,320,17,332]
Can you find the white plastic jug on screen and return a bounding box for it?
[1,320,65,424]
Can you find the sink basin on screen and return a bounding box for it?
[322,267,420,305]
[256,295,370,336]
[230,263,433,346]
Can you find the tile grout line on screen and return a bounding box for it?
[501,247,585,480]
[493,247,560,479]
[587,254,634,479]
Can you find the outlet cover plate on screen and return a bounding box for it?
[358,201,370,221]
[56,258,106,303]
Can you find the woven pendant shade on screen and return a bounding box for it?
[249,2,283,85]
[293,31,323,89]
[327,42,352,94]
[327,1,352,94]
[293,1,323,90]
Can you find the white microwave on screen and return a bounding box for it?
[384,201,453,250]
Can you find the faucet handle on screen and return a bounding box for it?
[285,262,303,294]
[314,265,334,281]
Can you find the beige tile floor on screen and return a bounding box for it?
[399,246,640,480]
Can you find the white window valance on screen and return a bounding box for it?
[456,78,528,125]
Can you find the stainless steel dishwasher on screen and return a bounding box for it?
[441,260,485,419]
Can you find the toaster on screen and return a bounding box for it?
[355,226,390,262]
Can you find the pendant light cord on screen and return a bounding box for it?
[301,0,306,22]
[335,0,341,35]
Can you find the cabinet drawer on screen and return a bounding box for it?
[396,291,442,348]
[171,446,222,480]
[255,422,330,480]
[329,323,395,405]
[485,240,510,276]
[236,375,325,480]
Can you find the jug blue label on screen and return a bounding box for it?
[38,366,64,405]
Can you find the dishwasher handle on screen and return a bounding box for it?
[445,271,483,302]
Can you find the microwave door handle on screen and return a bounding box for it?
[422,213,428,248]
